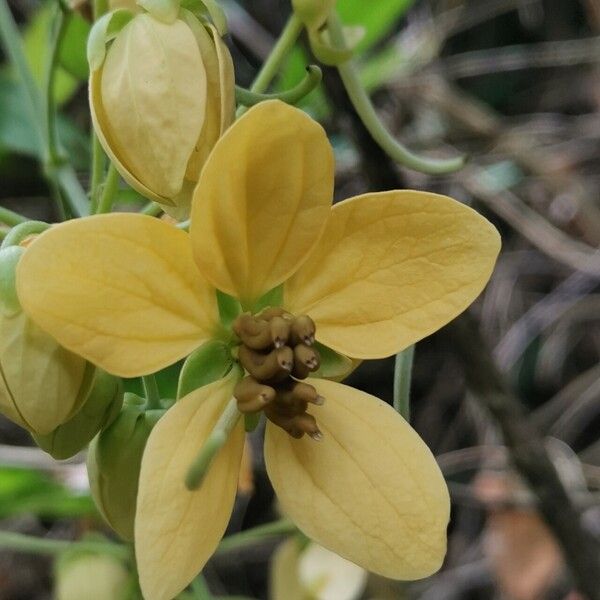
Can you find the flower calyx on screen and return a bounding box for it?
[232,309,324,440]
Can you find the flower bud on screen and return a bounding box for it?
[0,244,94,435]
[87,394,164,541]
[55,550,130,600]
[90,9,235,218]
[33,370,123,460]
[292,0,336,29]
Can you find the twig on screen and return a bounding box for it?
[449,314,600,600]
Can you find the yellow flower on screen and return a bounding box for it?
[17,101,500,600]
[90,9,235,218]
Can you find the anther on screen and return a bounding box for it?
[232,314,272,350]
[257,307,291,321]
[270,316,291,348]
[293,344,320,372]
[278,381,323,408]
[290,315,316,346]
[234,376,275,413]
[238,345,294,381]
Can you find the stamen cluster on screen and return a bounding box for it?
[232,308,324,440]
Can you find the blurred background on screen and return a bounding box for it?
[1,0,600,598]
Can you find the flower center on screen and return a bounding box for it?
[232,308,324,441]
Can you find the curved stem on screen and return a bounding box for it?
[237,14,303,116]
[0,207,27,227]
[185,398,241,490]
[141,202,163,216]
[236,65,322,107]
[142,375,162,410]
[96,163,120,214]
[393,345,414,422]
[327,13,466,175]
[1,221,50,249]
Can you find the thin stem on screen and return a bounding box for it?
[190,575,213,600]
[90,136,106,214]
[1,221,50,249]
[236,65,322,107]
[142,375,162,410]
[0,206,27,227]
[186,398,241,490]
[215,519,297,554]
[54,165,90,217]
[393,345,414,421]
[96,163,120,214]
[0,531,129,560]
[140,202,163,216]
[237,13,303,116]
[327,13,466,175]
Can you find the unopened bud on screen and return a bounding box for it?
[90,10,235,218]
[33,370,123,460]
[87,394,164,541]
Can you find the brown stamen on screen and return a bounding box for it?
[238,345,294,381]
[290,315,316,346]
[234,376,275,413]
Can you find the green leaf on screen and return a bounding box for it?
[22,2,79,105]
[177,340,232,399]
[58,13,91,80]
[0,468,95,520]
[336,0,416,52]
[253,285,284,313]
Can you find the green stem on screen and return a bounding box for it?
[140,202,163,216]
[0,206,27,227]
[185,398,241,490]
[1,221,50,249]
[236,65,322,107]
[393,345,414,421]
[190,575,213,600]
[0,531,129,560]
[93,0,109,20]
[215,519,297,554]
[90,135,106,214]
[142,375,162,410]
[96,163,120,214]
[327,13,466,175]
[237,14,303,116]
[54,165,90,217]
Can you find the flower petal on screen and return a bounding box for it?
[191,100,334,305]
[264,378,450,580]
[285,191,500,358]
[17,214,218,377]
[136,376,244,600]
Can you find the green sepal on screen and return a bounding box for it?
[177,340,232,399]
[0,246,24,317]
[253,284,284,313]
[308,25,364,65]
[87,394,165,541]
[86,9,135,71]
[244,412,261,432]
[216,289,242,329]
[138,0,180,23]
[311,342,354,381]
[33,370,123,460]
[180,0,227,34]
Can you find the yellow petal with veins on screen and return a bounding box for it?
[285,191,500,358]
[17,214,218,377]
[265,378,450,580]
[191,100,334,306]
[136,376,244,600]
